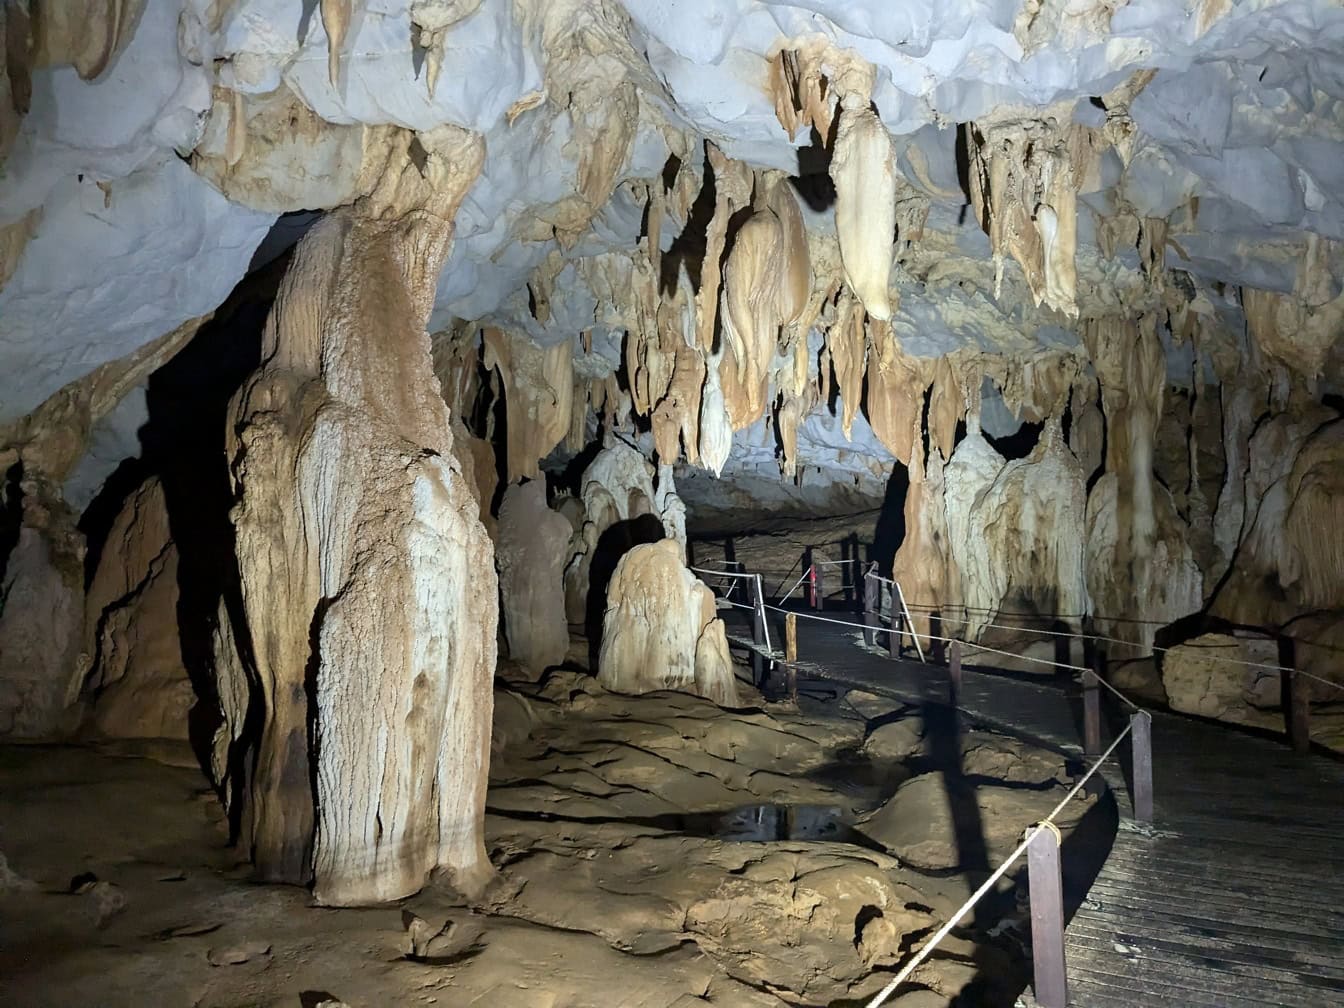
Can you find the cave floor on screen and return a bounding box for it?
[727,609,1344,1008]
[0,658,1116,1008]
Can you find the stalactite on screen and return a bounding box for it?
[483,328,574,482]
[320,0,350,87]
[693,144,754,353]
[718,178,810,431]
[1242,234,1344,382]
[965,119,1092,317]
[410,1,483,95]
[697,344,732,477]
[927,355,964,461]
[652,339,705,464]
[864,320,928,466]
[831,100,897,321]
[32,0,144,81]
[828,292,866,439]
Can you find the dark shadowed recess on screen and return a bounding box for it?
[77,250,288,830]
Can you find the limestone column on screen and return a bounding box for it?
[223,127,496,905]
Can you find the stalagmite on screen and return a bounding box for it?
[563,439,685,623]
[891,439,949,646]
[976,418,1089,629]
[0,481,84,738]
[497,481,572,679]
[830,101,897,321]
[0,318,204,739]
[942,429,1007,638]
[223,127,496,905]
[598,540,737,706]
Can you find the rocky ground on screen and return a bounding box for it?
[1,650,1113,1008]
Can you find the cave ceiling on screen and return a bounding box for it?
[2,0,1342,455]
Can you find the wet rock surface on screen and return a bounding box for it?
[1,669,1111,1006]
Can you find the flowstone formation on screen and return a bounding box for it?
[217,127,498,905]
[598,538,738,705]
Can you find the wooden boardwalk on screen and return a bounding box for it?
[729,606,1344,1007]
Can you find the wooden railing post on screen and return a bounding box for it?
[1083,670,1101,759]
[887,582,902,662]
[1131,710,1153,823]
[862,570,878,649]
[803,547,815,608]
[949,640,962,705]
[1280,636,1310,753]
[815,557,825,611]
[1028,825,1068,1008]
[784,612,798,702]
[750,574,767,687]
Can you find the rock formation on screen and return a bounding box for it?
[496,480,572,678]
[598,539,737,706]
[0,320,203,738]
[219,127,496,905]
[82,477,191,740]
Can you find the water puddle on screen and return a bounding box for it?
[676,803,881,848]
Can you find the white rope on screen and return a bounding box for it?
[755,574,774,656]
[690,566,757,581]
[1296,668,1344,693]
[865,721,1135,1007]
[959,640,1087,674]
[877,588,1325,678]
[765,605,882,635]
[778,568,813,605]
[814,558,857,567]
[1083,669,1141,711]
[763,605,1147,709]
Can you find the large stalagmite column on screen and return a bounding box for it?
[223,127,495,905]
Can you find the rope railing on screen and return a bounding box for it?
[751,577,1153,1008]
[863,719,1141,1008]
[763,604,1090,679]
[863,574,1343,684]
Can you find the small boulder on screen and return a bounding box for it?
[861,719,924,760]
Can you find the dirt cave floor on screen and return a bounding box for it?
[0,653,1117,1008]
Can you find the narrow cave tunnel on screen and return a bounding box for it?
[3,5,1344,1008]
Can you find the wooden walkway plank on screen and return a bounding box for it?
[721,602,1344,1008]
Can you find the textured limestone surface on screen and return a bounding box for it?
[0,674,1104,1006]
[598,539,738,706]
